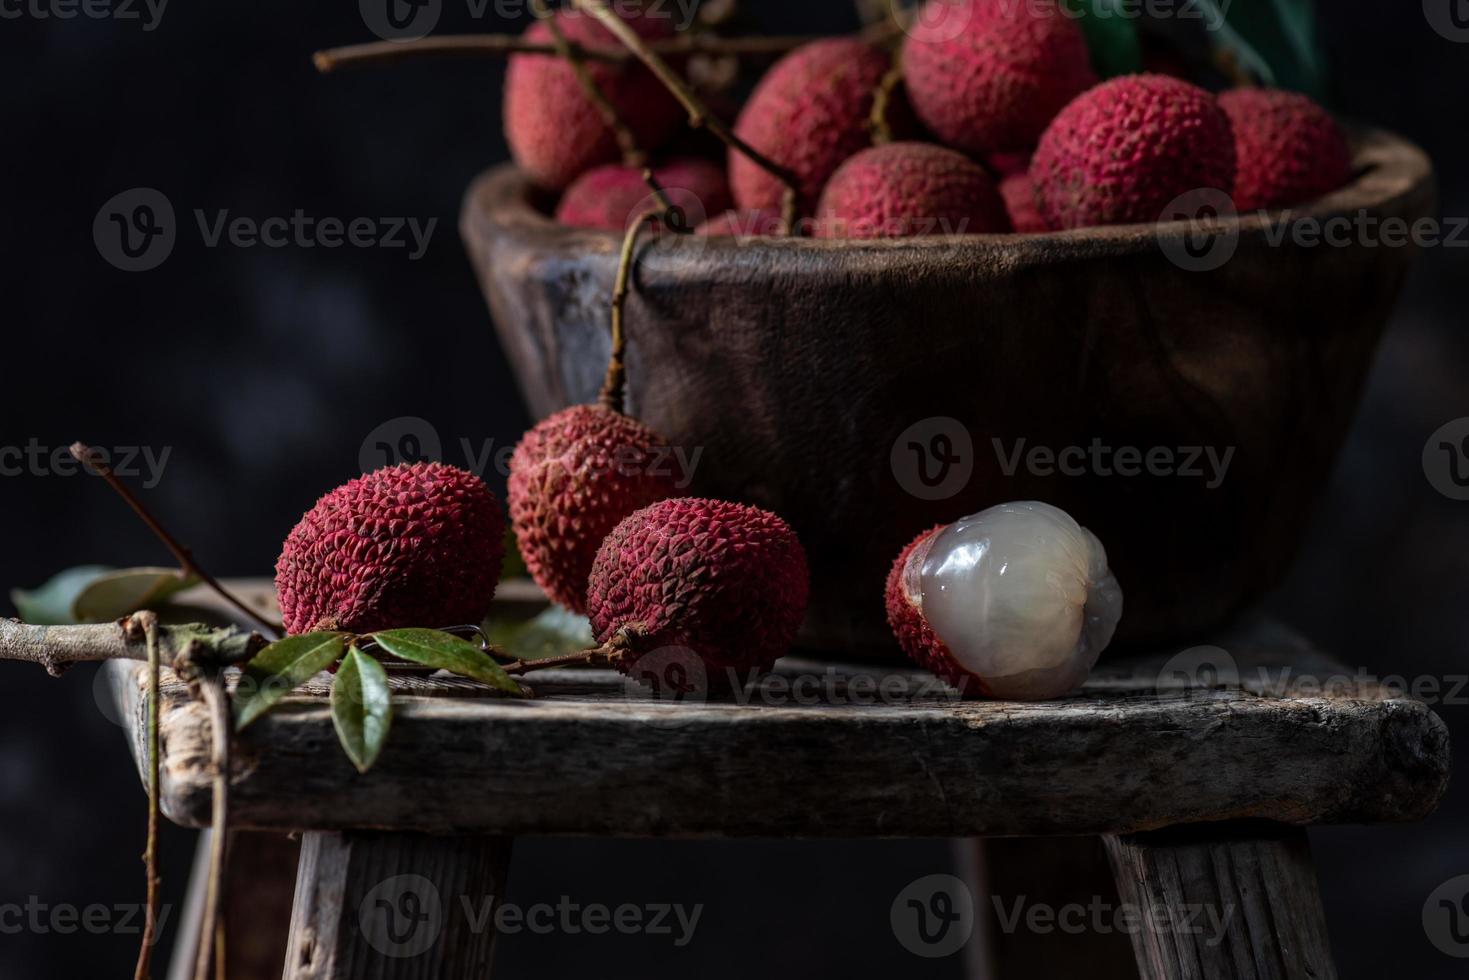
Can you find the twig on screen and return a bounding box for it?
[869,62,905,146]
[132,612,162,980]
[0,617,265,674]
[571,0,801,233]
[530,0,646,169]
[597,207,665,413]
[312,32,825,73]
[69,443,283,637]
[193,672,231,980]
[503,642,624,675]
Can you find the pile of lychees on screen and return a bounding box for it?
[511,0,1351,238]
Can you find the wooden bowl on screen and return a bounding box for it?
[462,129,1435,657]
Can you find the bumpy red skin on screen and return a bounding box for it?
[730,38,909,216]
[509,405,682,614]
[276,462,504,635]
[815,142,1008,239]
[1031,74,1237,229]
[504,8,684,191]
[587,498,809,683]
[904,0,1095,156]
[694,208,785,237]
[884,526,995,699]
[555,158,732,230]
[1218,89,1351,212]
[1000,173,1047,232]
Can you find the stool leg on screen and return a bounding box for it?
[282,831,513,980]
[1104,823,1337,980]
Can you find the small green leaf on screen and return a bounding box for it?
[74,568,200,623]
[372,629,524,695]
[331,646,393,774]
[1066,0,1142,78]
[483,606,595,661]
[11,565,113,624]
[1194,0,1279,87]
[234,632,349,730]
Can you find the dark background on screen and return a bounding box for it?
[1,1,1465,977]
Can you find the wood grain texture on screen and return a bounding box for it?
[283,832,511,980]
[460,129,1435,657]
[105,621,1450,838]
[1105,824,1337,980]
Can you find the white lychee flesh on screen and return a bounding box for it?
[903,501,1123,699]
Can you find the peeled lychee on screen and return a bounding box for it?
[695,208,785,237]
[904,0,1095,156]
[999,173,1047,232]
[885,501,1123,700]
[1218,89,1352,212]
[815,142,1007,239]
[275,462,504,635]
[555,157,733,231]
[587,498,809,681]
[509,404,684,613]
[504,7,685,191]
[1031,74,1236,229]
[730,38,906,216]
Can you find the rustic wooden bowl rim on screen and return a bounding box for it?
[466,126,1433,261]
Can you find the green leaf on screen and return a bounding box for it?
[372,629,524,695]
[1194,0,1281,88]
[483,606,595,662]
[331,646,393,774]
[1065,0,1142,78]
[234,632,349,730]
[10,566,199,625]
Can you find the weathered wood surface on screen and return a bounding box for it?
[106,619,1450,838]
[462,130,1436,657]
[1105,823,1338,980]
[282,832,511,980]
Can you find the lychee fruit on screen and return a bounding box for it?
[504,6,685,191]
[730,38,907,216]
[1030,74,1236,229]
[694,208,785,237]
[814,142,1008,239]
[999,173,1048,232]
[275,462,504,635]
[903,0,1096,156]
[586,498,809,683]
[885,501,1123,700]
[1218,89,1352,212]
[509,404,684,613]
[554,157,733,231]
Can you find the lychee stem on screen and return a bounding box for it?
[598,205,665,414]
[132,613,161,980]
[869,62,905,146]
[69,443,284,638]
[572,0,803,234]
[501,641,625,675]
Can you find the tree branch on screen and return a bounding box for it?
[0,617,265,675]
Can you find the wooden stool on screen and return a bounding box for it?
[106,617,1449,980]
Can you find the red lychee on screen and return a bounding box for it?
[903,0,1095,156]
[999,173,1047,232]
[730,38,907,216]
[885,502,1123,701]
[509,404,684,613]
[586,498,809,682]
[554,157,733,230]
[275,462,504,635]
[694,208,785,237]
[504,7,685,191]
[1218,88,1352,212]
[1030,74,1236,229]
[814,142,1007,239]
